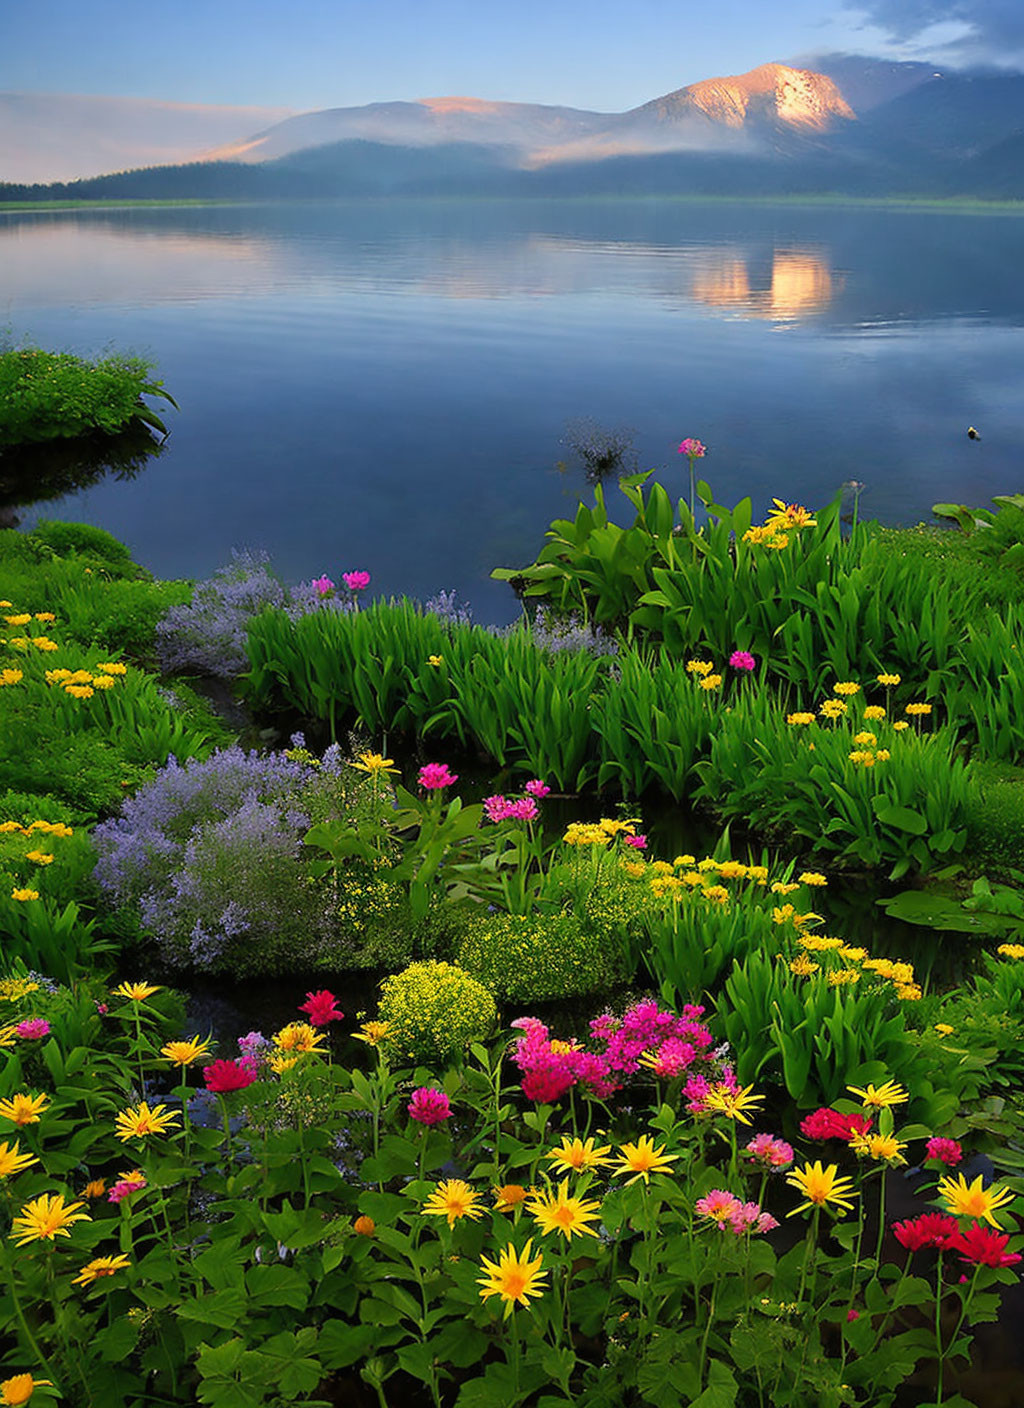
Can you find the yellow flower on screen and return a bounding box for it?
[827,969,860,987]
[937,1173,1016,1229]
[273,1022,326,1054]
[3,614,31,626]
[770,881,800,896]
[853,731,877,746]
[33,613,55,623]
[773,904,796,925]
[81,1179,107,1200]
[699,674,723,691]
[846,1079,909,1109]
[546,1136,613,1175]
[268,1053,300,1074]
[427,655,444,667]
[673,853,696,867]
[613,1134,679,1185]
[850,1131,907,1164]
[895,983,922,1001]
[114,981,161,1002]
[800,934,844,951]
[422,1178,485,1227]
[64,684,94,698]
[905,702,932,716]
[702,884,729,904]
[9,1191,91,1245]
[997,944,1024,959]
[353,1020,390,1046]
[877,673,901,687]
[0,1093,49,1126]
[786,1161,857,1216]
[892,720,910,732]
[934,1023,955,1036]
[96,662,128,675]
[351,751,399,776]
[24,851,53,865]
[527,1179,603,1240]
[833,681,861,696]
[685,660,714,676]
[876,749,891,761]
[798,871,827,886]
[44,668,72,683]
[354,1215,376,1236]
[0,669,23,686]
[90,675,115,689]
[160,1035,213,1067]
[31,638,58,652]
[786,712,816,726]
[766,498,817,530]
[703,1084,765,1125]
[716,860,747,879]
[790,956,820,976]
[114,1101,181,1141]
[819,699,847,718]
[1,1375,55,1405]
[73,1253,131,1286]
[477,1238,547,1317]
[863,705,886,720]
[493,1184,529,1213]
[10,890,39,902]
[0,1140,38,1178]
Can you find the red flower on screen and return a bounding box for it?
[800,1108,873,1142]
[951,1222,1022,1268]
[925,1136,963,1166]
[203,1058,259,1093]
[408,1087,451,1126]
[298,990,344,1026]
[891,1213,961,1252]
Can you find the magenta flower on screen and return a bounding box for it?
[299,990,344,1026]
[408,1087,452,1126]
[311,575,335,596]
[342,571,371,592]
[695,1189,743,1225]
[506,797,539,822]
[14,1018,50,1040]
[729,650,756,672]
[95,1002,108,1015]
[678,438,707,459]
[744,1133,794,1169]
[484,794,511,823]
[203,1058,259,1093]
[925,1136,963,1166]
[624,834,647,850]
[418,762,458,790]
[525,779,551,798]
[108,1173,147,1204]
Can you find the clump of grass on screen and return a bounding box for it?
[964,758,1024,874]
[0,344,176,447]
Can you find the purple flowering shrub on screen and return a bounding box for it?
[529,606,619,658]
[92,744,361,975]
[155,551,349,681]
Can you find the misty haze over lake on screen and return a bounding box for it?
[3,198,1022,621]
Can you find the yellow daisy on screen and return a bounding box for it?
[422,1178,485,1227]
[477,1238,547,1317]
[786,1161,857,1216]
[526,1180,602,1241]
[612,1135,678,1185]
[937,1173,1016,1229]
[160,1035,213,1067]
[114,1101,181,1142]
[9,1191,91,1245]
[846,1079,909,1109]
[0,1093,49,1126]
[546,1136,613,1175]
[113,981,161,1002]
[702,1083,765,1126]
[73,1253,132,1286]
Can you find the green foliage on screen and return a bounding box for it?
[0,344,177,446]
[377,960,497,1062]
[27,519,139,573]
[695,692,973,878]
[456,910,626,1001]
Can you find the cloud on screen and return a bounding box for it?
[844,0,1024,65]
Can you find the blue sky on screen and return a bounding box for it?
[1,0,1007,112]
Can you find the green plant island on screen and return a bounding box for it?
[3,474,1024,1408]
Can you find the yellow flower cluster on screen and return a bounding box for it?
[742,498,817,551]
[563,817,640,847]
[788,933,921,1000]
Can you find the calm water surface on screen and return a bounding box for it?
[3,198,1023,622]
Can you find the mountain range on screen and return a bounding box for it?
[3,55,1023,200]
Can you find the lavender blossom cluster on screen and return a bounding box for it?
[155,549,350,681]
[423,589,473,628]
[92,745,340,975]
[529,606,619,658]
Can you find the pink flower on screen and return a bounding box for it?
[525,779,551,798]
[729,650,756,672]
[950,1222,1023,1268]
[311,575,335,596]
[418,762,458,790]
[891,1213,961,1252]
[800,1108,872,1142]
[484,794,512,823]
[408,1087,451,1126]
[624,834,647,850]
[727,1200,764,1233]
[506,797,539,823]
[744,1133,794,1169]
[678,438,707,459]
[696,1189,743,1225]
[299,990,344,1026]
[847,1309,860,1322]
[756,1212,780,1234]
[925,1136,963,1167]
[203,1058,259,1093]
[95,1002,108,1015]
[14,1018,50,1040]
[342,571,371,592]
[108,1173,147,1204]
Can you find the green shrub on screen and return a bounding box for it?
[457,910,625,1001]
[27,519,139,574]
[0,345,175,446]
[377,960,496,1063]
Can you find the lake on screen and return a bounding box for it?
[3,197,1023,623]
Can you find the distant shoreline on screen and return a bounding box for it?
[2,193,1024,215]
